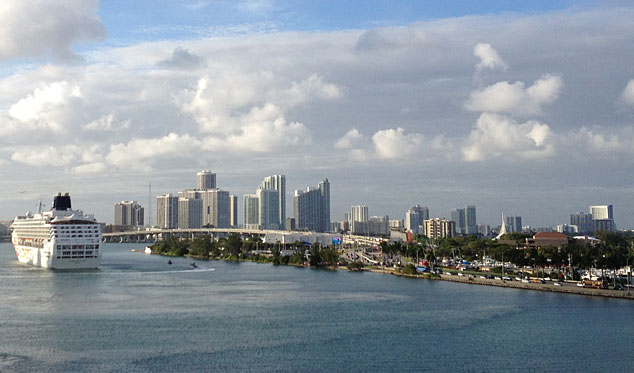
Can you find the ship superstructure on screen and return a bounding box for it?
[11,193,102,269]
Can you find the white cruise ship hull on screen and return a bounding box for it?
[14,242,101,269]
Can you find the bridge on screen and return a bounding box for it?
[102,228,388,247]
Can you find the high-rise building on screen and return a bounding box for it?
[205,189,230,228]
[423,218,455,240]
[260,175,285,227]
[197,170,216,190]
[450,208,465,235]
[178,198,202,229]
[589,205,613,220]
[405,205,429,234]
[465,205,477,235]
[570,212,594,234]
[156,194,178,229]
[504,215,522,233]
[451,205,477,235]
[114,201,144,227]
[229,195,238,227]
[351,205,369,223]
[257,188,280,230]
[293,178,330,232]
[243,194,259,229]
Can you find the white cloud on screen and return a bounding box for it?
[72,162,107,175]
[335,128,364,149]
[462,113,555,161]
[105,133,202,171]
[0,0,105,62]
[11,145,79,167]
[83,114,130,131]
[201,104,311,153]
[372,127,424,160]
[8,81,82,132]
[620,79,634,105]
[474,43,508,72]
[574,126,634,155]
[465,74,563,115]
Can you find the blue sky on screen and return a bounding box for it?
[98,0,589,42]
[1,0,634,229]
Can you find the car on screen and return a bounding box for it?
[613,284,625,291]
[553,282,562,286]
[576,282,584,287]
[458,272,464,277]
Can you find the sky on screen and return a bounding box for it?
[1,0,633,229]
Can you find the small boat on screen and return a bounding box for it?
[189,262,198,269]
[144,246,152,254]
[168,260,172,265]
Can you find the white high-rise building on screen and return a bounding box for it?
[351,205,368,223]
[156,194,178,229]
[257,188,279,230]
[589,205,613,220]
[114,201,144,227]
[197,170,216,190]
[260,175,285,227]
[178,198,202,229]
[405,205,429,234]
[229,195,238,227]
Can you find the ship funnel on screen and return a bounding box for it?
[53,193,72,211]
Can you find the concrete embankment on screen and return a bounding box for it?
[362,267,634,300]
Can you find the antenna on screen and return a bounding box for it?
[148,180,152,227]
[37,198,43,214]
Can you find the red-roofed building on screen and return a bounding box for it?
[525,232,569,248]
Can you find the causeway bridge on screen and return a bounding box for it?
[102,228,387,246]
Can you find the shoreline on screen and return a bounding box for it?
[147,250,634,300]
[364,267,634,300]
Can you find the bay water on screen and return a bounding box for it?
[1,242,633,372]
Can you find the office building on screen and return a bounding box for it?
[229,195,238,227]
[451,205,477,235]
[450,208,465,235]
[477,224,490,237]
[405,205,429,234]
[243,194,260,229]
[197,170,216,190]
[293,179,330,232]
[351,216,390,236]
[260,175,286,227]
[504,215,522,233]
[589,205,613,220]
[156,194,178,229]
[285,218,296,231]
[114,201,144,227]
[423,218,455,240]
[178,197,202,229]
[257,188,280,230]
[570,212,594,234]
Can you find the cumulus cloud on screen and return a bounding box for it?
[474,43,508,72]
[462,113,555,161]
[335,128,364,149]
[372,127,424,160]
[574,126,634,155]
[621,79,634,105]
[157,47,207,70]
[465,74,563,115]
[8,81,82,132]
[201,104,311,153]
[11,145,80,167]
[105,133,202,172]
[0,0,105,62]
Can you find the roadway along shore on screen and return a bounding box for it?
[360,267,634,300]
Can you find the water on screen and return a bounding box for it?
[1,242,633,372]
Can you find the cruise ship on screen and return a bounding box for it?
[11,193,102,269]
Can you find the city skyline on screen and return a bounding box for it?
[1,1,634,229]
